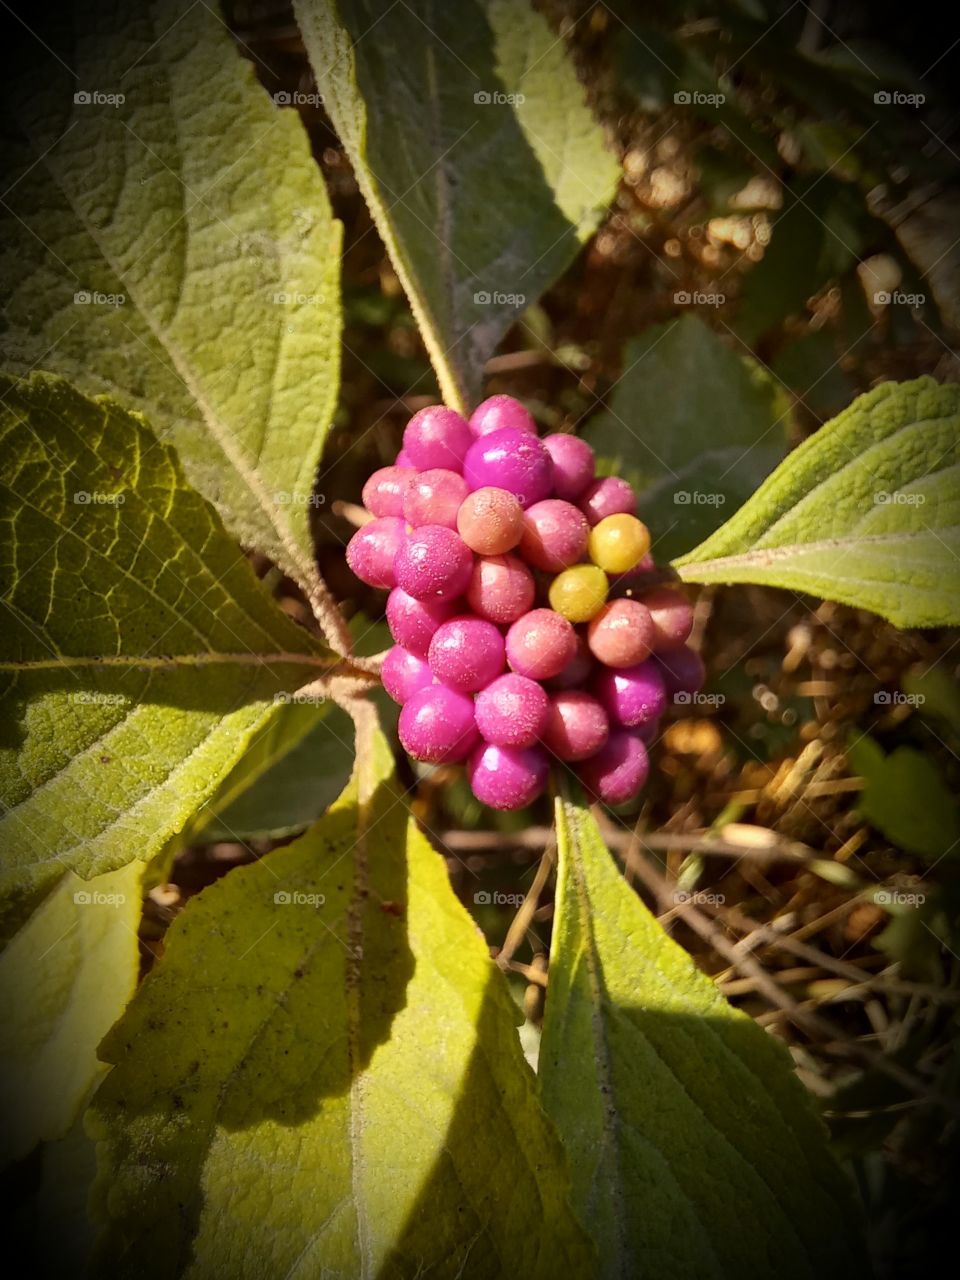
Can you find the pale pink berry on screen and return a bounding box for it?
[543,434,595,501]
[587,599,655,668]
[402,468,469,529]
[541,691,609,762]
[469,394,538,437]
[362,465,415,518]
[394,525,473,601]
[506,609,577,681]
[519,499,589,572]
[346,516,406,590]
[577,731,649,806]
[398,685,479,763]
[466,554,535,624]
[403,405,474,472]
[382,646,434,705]
[428,617,505,692]
[580,476,637,526]
[475,674,550,748]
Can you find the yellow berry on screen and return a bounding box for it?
[548,564,609,622]
[588,513,650,574]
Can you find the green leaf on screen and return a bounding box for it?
[0,860,143,1166]
[296,0,618,410]
[89,723,593,1278]
[848,735,960,860]
[675,378,960,628]
[583,316,791,560]
[903,664,960,736]
[1,0,345,629]
[0,373,329,940]
[540,787,867,1278]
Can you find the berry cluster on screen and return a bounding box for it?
[347,396,705,810]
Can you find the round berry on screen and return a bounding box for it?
[548,564,609,622]
[541,692,609,762]
[346,516,406,590]
[580,476,637,526]
[463,428,554,509]
[592,658,667,727]
[469,394,538,438]
[519,499,590,572]
[402,468,468,529]
[394,525,473,602]
[475,674,550,748]
[543,434,595,501]
[588,514,651,575]
[403,405,473,472]
[428,616,505,693]
[466,554,535,625]
[362,465,414,518]
[656,645,706,697]
[395,448,415,468]
[456,486,524,555]
[506,609,577,681]
[381,645,434,705]
[587,599,655,668]
[577,731,649,806]
[547,635,594,690]
[641,585,694,650]
[398,685,479,764]
[386,588,455,657]
[468,743,550,811]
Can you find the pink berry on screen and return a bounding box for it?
[362,465,415,518]
[519,499,590,572]
[382,645,434,705]
[506,609,577,681]
[394,525,473,602]
[587,599,655,668]
[547,635,594,690]
[346,516,406,590]
[403,405,474,472]
[456,487,524,555]
[466,554,535,625]
[641,585,694,650]
[656,646,706,697]
[469,394,538,438]
[475,674,550,748]
[463,428,554,509]
[402,468,469,529]
[398,685,479,764]
[396,448,415,468]
[592,658,667,727]
[468,743,550,811]
[428,616,505,692]
[543,434,595,502]
[577,731,650,806]
[386,588,455,657]
[580,476,637,526]
[541,691,609,762]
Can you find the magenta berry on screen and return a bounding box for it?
[519,499,590,572]
[577,730,650,806]
[428,616,505,692]
[543,434,595,502]
[656,645,706,697]
[463,428,554,508]
[402,468,469,529]
[394,525,473,602]
[592,658,667,728]
[466,554,535,624]
[587,599,655,668]
[541,691,609,762]
[475,673,550,748]
[469,394,538,438]
[468,743,550,810]
[346,516,406,590]
[506,609,577,681]
[362,465,414,519]
[642,585,694,650]
[580,475,637,526]
[398,685,479,764]
[386,589,455,657]
[403,405,474,472]
[396,448,415,468]
[382,645,434,705]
